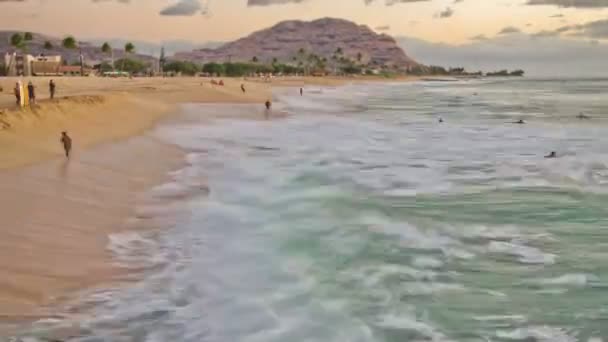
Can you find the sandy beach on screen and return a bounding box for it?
[0,75,416,328]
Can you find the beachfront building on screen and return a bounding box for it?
[4,53,63,76]
[58,65,93,76]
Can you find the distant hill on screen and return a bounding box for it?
[0,31,156,65]
[173,18,418,70]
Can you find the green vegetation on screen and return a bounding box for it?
[98,62,114,73]
[114,58,147,74]
[0,62,6,76]
[164,61,201,76]
[10,33,23,48]
[101,42,112,54]
[124,42,135,54]
[120,43,136,73]
[62,36,77,49]
[486,69,525,77]
[201,62,224,75]
[24,32,33,41]
[44,41,53,50]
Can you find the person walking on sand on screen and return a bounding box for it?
[241,84,246,93]
[27,81,35,105]
[14,83,21,106]
[300,87,303,96]
[60,131,72,158]
[49,79,56,100]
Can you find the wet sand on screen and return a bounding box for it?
[0,75,419,328]
[0,134,184,321]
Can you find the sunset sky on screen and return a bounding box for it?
[0,0,607,45]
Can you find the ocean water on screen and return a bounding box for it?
[10,78,608,341]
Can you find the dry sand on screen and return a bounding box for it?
[0,75,417,326]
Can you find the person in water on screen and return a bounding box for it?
[576,112,590,119]
[439,118,444,123]
[545,151,557,158]
[515,119,525,124]
[60,131,72,158]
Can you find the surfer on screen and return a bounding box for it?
[27,81,35,105]
[545,151,557,159]
[14,83,21,106]
[49,79,56,100]
[439,118,444,123]
[576,112,590,119]
[60,131,72,158]
[514,119,525,124]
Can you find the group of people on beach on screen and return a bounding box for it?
[13,79,56,106]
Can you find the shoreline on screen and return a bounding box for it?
[0,75,419,331]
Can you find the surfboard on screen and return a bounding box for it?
[23,83,29,107]
[18,81,25,107]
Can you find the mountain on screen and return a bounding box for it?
[86,39,224,58]
[0,31,156,65]
[173,18,417,70]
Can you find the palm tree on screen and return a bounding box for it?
[24,32,33,41]
[101,42,111,54]
[356,52,363,63]
[62,36,77,49]
[125,42,135,54]
[101,42,113,71]
[10,33,23,48]
[122,42,135,72]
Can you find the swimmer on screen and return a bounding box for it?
[545,151,557,158]
[576,112,591,119]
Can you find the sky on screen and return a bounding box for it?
[1,0,608,75]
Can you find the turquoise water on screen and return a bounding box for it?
[11,78,608,341]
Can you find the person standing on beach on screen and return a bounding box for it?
[14,83,21,106]
[300,87,303,96]
[60,131,72,158]
[241,84,246,93]
[27,81,36,105]
[265,100,271,110]
[49,80,56,100]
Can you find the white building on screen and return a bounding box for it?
[4,53,63,76]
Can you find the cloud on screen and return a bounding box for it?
[248,0,430,5]
[527,0,608,8]
[160,0,202,16]
[498,26,522,34]
[375,25,391,31]
[436,7,454,18]
[470,34,489,41]
[247,0,308,6]
[532,18,608,38]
